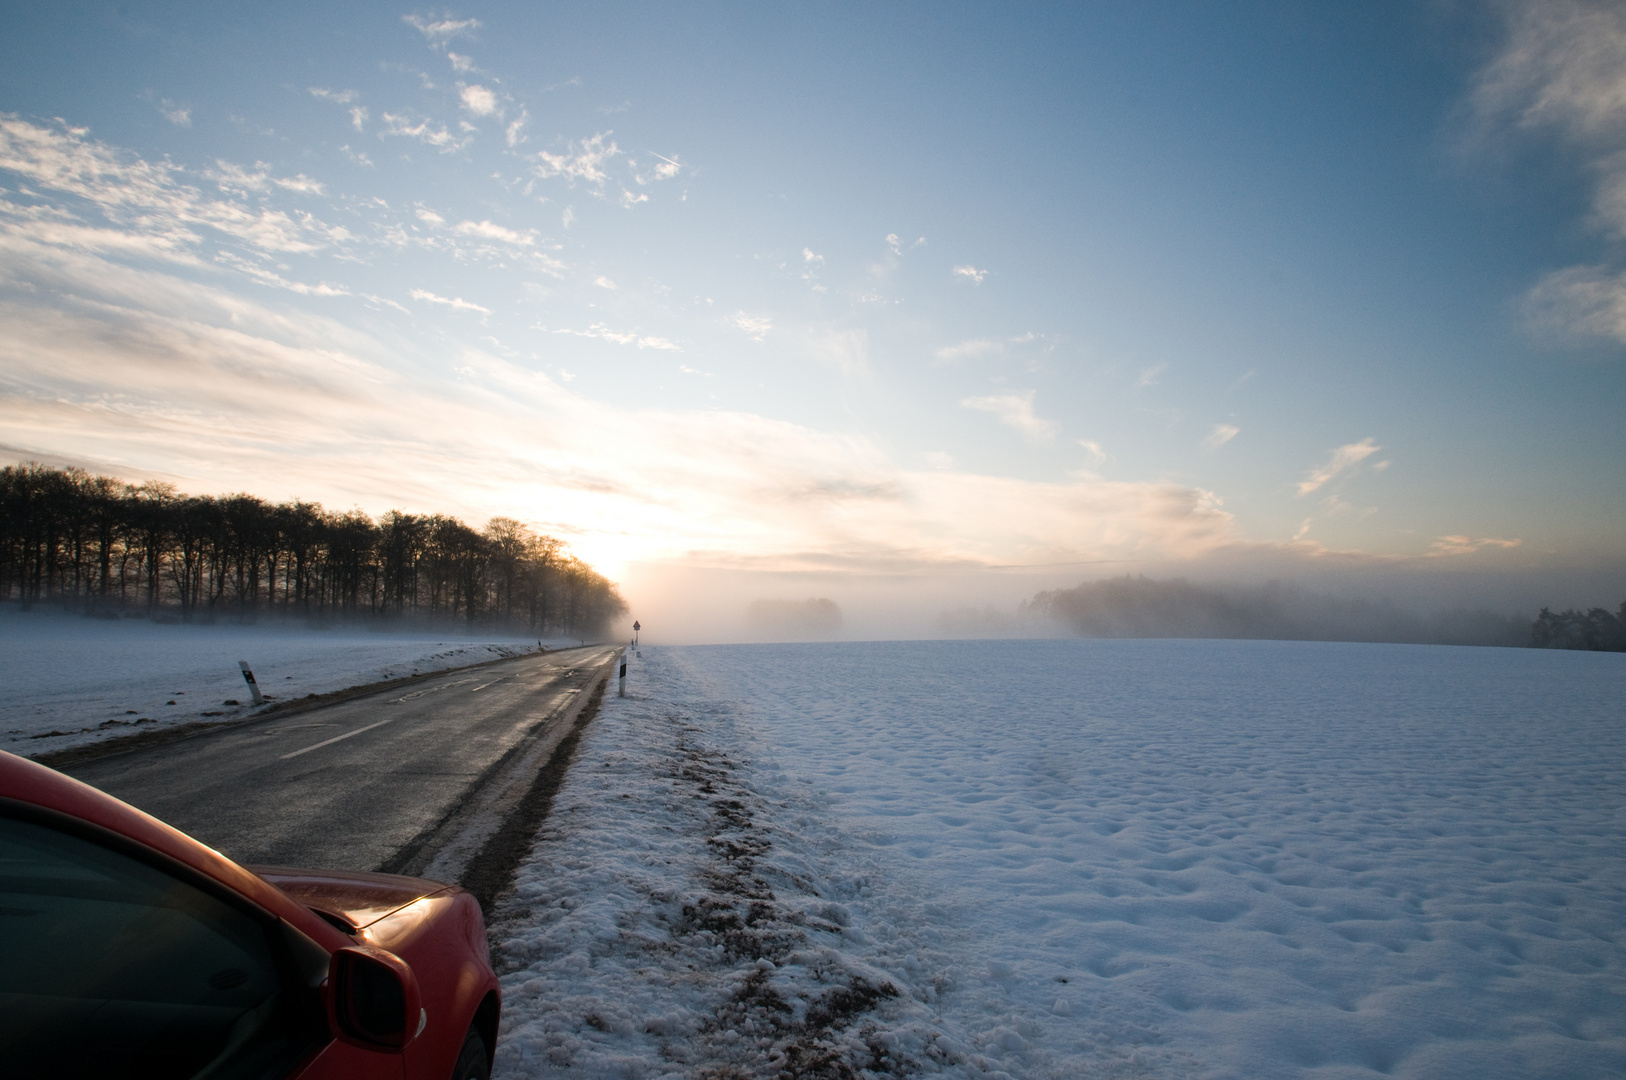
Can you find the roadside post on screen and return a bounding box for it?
[238,661,266,705]
[633,620,640,647]
[618,649,628,697]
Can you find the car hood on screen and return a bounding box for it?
[248,865,453,932]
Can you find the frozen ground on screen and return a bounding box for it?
[0,608,573,754]
[493,639,1626,1080]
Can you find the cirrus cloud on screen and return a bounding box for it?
[1472,0,1626,345]
[1297,438,1380,496]
[962,390,1056,444]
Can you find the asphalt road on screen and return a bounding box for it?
[62,646,618,873]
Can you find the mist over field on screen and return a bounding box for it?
[615,555,1622,647]
[1027,576,1531,647]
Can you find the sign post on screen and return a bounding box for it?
[238,661,266,706]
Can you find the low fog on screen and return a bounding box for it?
[616,555,1626,646]
[1026,577,1526,646]
[746,598,845,641]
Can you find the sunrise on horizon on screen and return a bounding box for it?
[2,6,1624,1079]
[3,2,1623,639]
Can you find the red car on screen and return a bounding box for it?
[0,750,501,1079]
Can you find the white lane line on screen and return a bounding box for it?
[393,678,474,703]
[280,667,546,760]
[280,716,400,760]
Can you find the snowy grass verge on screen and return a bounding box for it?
[489,647,1110,1079]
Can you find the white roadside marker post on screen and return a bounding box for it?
[618,649,628,697]
[238,661,266,706]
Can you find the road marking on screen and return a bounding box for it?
[393,678,474,703]
[280,716,400,760]
[280,668,561,760]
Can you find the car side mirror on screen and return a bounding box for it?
[327,945,425,1051]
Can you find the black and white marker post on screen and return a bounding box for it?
[238,660,266,706]
[618,648,628,697]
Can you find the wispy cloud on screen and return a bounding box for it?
[962,390,1056,443]
[0,116,348,257]
[808,329,870,379]
[399,202,563,273]
[634,151,682,184]
[1297,438,1380,496]
[1078,439,1107,467]
[1523,264,1626,342]
[402,14,482,44]
[380,112,471,152]
[731,312,772,341]
[215,251,350,297]
[952,264,986,285]
[1135,362,1166,389]
[886,233,925,255]
[935,338,1002,362]
[1427,535,1523,556]
[275,173,326,195]
[1472,0,1626,343]
[550,323,678,350]
[593,275,616,289]
[308,87,359,104]
[410,288,490,314]
[533,132,620,186]
[159,101,191,127]
[204,160,328,197]
[1202,423,1239,451]
[453,219,535,245]
[505,110,528,148]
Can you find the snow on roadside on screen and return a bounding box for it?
[0,608,569,754]
[494,639,1626,1080]
[490,647,1152,1079]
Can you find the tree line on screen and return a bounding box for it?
[1530,604,1626,652]
[0,463,627,636]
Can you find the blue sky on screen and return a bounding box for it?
[1,1,1623,630]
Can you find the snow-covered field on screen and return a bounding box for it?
[493,639,1626,1080]
[0,608,566,753]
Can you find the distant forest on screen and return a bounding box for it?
[0,463,627,636]
[1530,605,1626,652]
[1027,575,1530,647]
